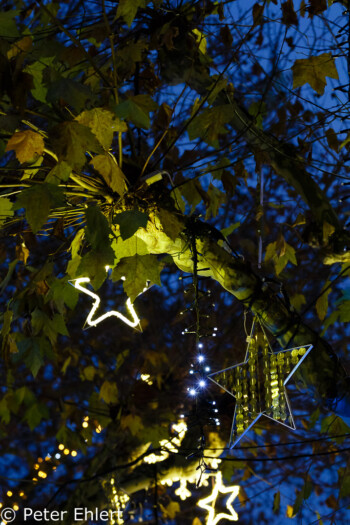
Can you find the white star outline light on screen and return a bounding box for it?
[72,276,151,331]
[197,471,239,524]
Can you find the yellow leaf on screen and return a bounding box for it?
[192,519,203,525]
[316,283,331,321]
[160,501,180,519]
[76,107,127,150]
[286,504,294,518]
[121,414,144,436]
[192,28,207,54]
[99,381,118,404]
[238,486,248,507]
[6,130,45,163]
[323,221,335,244]
[292,53,338,94]
[7,35,32,59]
[91,154,127,196]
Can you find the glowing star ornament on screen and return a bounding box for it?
[208,321,313,447]
[197,471,239,524]
[73,277,149,331]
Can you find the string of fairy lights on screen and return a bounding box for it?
[180,228,221,430]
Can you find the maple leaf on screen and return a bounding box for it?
[292,53,338,94]
[6,130,44,163]
[116,0,146,27]
[14,183,65,233]
[90,154,127,196]
[187,105,234,147]
[0,198,14,226]
[112,255,161,302]
[115,94,158,129]
[50,121,103,169]
[76,107,127,150]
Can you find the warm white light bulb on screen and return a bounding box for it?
[198,355,204,362]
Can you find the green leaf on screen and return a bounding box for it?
[0,398,11,424]
[17,338,45,377]
[265,237,297,275]
[47,77,96,112]
[187,105,234,147]
[85,205,112,251]
[158,209,184,241]
[116,0,146,26]
[24,402,49,430]
[339,467,350,499]
[14,183,65,233]
[24,61,48,103]
[115,95,158,129]
[99,380,118,404]
[290,293,306,312]
[77,248,114,290]
[248,101,267,130]
[56,425,87,454]
[111,235,150,262]
[76,108,127,149]
[112,254,161,302]
[113,210,149,240]
[90,154,127,195]
[221,222,240,237]
[0,10,20,38]
[205,183,226,219]
[47,278,79,311]
[273,491,280,514]
[45,161,71,185]
[292,53,339,94]
[121,413,144,435]
[50,121,103,169]
[0,197,14,226]
[316,282,331,321]
[83,366,96,381]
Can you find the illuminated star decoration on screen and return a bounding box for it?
[208,320,313,447]
[73,277,151,331]
[197,471,239,524]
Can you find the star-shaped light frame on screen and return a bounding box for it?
[197,471,239,524]
[208,320,313,447]
[72,277,151,331]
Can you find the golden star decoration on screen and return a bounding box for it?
[208,321,313,447]
[197,471,239,524]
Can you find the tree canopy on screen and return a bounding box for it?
[1,0,350,523]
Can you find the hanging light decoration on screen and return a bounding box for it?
[208,319,313,447]
[197,471,240,524]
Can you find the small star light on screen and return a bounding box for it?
[208,320,313,447]
[197,471,239,524]
[73,277,150,331]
